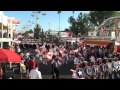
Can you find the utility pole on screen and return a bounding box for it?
[114,17,117,40]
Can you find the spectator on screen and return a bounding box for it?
[29,63,42,79]
[0,64,3,79]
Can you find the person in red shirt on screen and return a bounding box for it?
[26,56,36,75]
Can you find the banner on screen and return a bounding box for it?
[59,48,65,54]
[73,61,120,78]
[12,19,20,25]
[60,32,72,37]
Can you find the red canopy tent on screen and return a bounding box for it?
[0,48,22,63]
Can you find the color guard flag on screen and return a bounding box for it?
[46,52,53,61]
[12,19,20,25]
[59,49,65,54]
[114,46,118,54]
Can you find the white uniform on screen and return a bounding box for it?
[29,68,42,79]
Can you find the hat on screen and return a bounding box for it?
[91,60,95,62]
[104,57,108,60]
[97,58,102,60]
[83,61,88,63]
[75,62,80,65]
[52,54,56,58]
[31,62,38,69]
[75,53,78,57]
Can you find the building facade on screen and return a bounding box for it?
[0,11,20,48]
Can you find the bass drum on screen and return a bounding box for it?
[76,68,84,78]
[84,66,92,76]
[106,62,112,73]
[100,64,107,73]
[92,65,99,75]
[112,61,118,72]
[117,61,120,71]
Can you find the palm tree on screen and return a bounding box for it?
[31,11,46,28]
[58,11,61,31]
[31,11,46,39]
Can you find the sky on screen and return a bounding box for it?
[3,11,89,32]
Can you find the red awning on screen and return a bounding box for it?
[82,40,112,46]
[0,48,22,63]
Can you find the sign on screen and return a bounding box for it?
[72,60,120,78]
[111,31,116,39]
[60,32,72,37]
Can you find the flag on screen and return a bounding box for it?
[12,19,20,25]
[46,52,53,61]
[114,46,118,54]
[115,41,120,46]
[59,48,65,54]
[74,49,78,53]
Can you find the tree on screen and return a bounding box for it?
[31,11,46,27]
[68,13,91,36]
[68,16,77,35]
[22,29,33,36]
[64,28,70,32]
[34,24,41,39]
[88,11,120,27]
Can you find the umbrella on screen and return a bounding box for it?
[0,48,22,63]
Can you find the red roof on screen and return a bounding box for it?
[82,40,112,46]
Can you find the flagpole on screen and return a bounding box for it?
[11,17,13,46]
[1,15,3,48]
[7,21,9,38]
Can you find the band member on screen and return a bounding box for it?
[83,61,92,79]
[91,61,99,79]
[96,58,102,79]
[106,58,113,79]
[51,58,61,79]
[70,63,85,79]
[111,57,118,79]
[99,58,107,79]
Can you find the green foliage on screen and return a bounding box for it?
[68,13,92,36]
[68,11,120,36]
[34,24,41,39]
[22,29,33,36]
[88,11,120,27]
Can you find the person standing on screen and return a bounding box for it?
[51,58,61,79]
[0,64,3,79]
[29,63,42,79]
